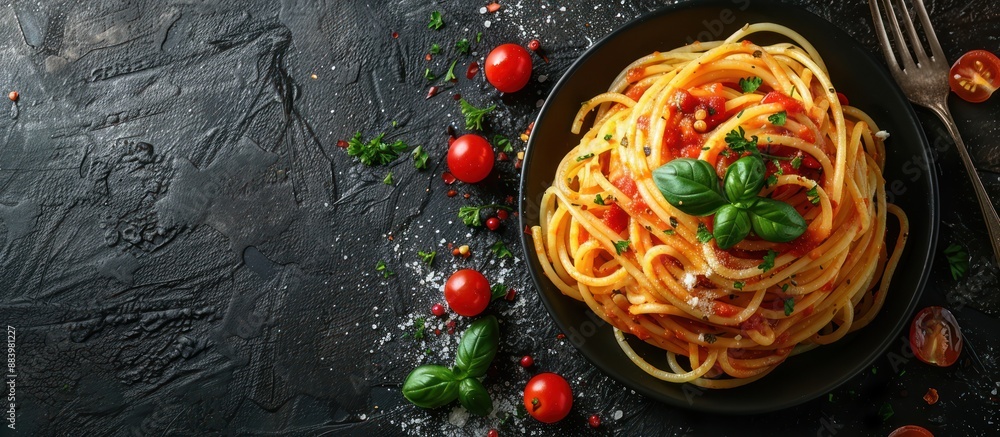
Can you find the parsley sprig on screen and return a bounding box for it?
[428,11,444,30]
[460,99,496,130]
[418,250,436,266]
[490,240,514,259]
[739,76,763,93]
[459,204,513,227]
[347,132,408,166]
[758,249,777,272]
[724,127,759,156]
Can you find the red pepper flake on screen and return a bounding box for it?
[463,193,471,199]
[452,248,461,256]
[426,86,440,99]
[387,234,394,241]
[497,151,509,161]
[519,355,534,367]
[8,91,18,102]
[446,319,457,335]
[504,195,515,204]
[336,139,349,148]
[527,39,540,51]
[453,93,462,101]
[836,92,849,106]
[923,388,939,405]
[486,2,501,13]
[442,172,457,184]
[447,189,458,197]
[425,53,432,61]
[556,333,566,339]
[514,159,523,169]
[497,210,509,220]
[523,225,533,235]
[466,61,480,79]
[434,328,442,336]
[504,288,516,301]
[391,31,399,39]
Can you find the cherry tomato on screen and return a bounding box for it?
[447,134,494,183]
[909,306,963,367]
[523,373,573,423]
[888,425,934,437]
[485,44,532,93]
[949,49,1000,103]
[444,269,491,317]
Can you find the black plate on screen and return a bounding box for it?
[518,0,939,414]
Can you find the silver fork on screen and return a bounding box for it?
[870,0,1000,264]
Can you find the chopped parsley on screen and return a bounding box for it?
[412,145,429,170]
[455,38,471,54]
[460,98,496,130]
[476,31,483,43]
[383,172,393,185]
[724,127,759,155]
[736,108,746,118]
[944,243,969,280]
[663,229,675,236]
[428,11,444,30]
[766,159,783,187]
[878,402,894,421]
[423,68,435,81]
[459,204,512,227]
[696,223,714,243]
[417,250,436,266]
[430,43,441,54]
[739,76,763,93]
[346,132,407,166]
[491,240,514,259]
[490,283,508,301]
[576,153,594,162]
[781,283,790,293]
[444,59,458,81]
[768,110,787,126]
[807,185,820,205]
[376,260,394,278]
[613,240,631,255]
[790,155,803,169]
[703,333,718,344]
[758,249,778,272]
[594,194,605,205]
[783,297,795,316]
[410,317,427,339]
[494,135,514,153]
[603,134,613,141]
[734,281,745,290]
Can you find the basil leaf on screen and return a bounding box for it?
[723,156,765,204]
[454,315,499,378]
[748,198,807,243]
[457,378,494,416]
[402,365,460,408]
[653,158,728,216]
[713,204,752,249]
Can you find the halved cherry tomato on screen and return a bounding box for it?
[948,49,1000,103]
[485,44,533,93]
[888,425,934,437]
[909,306,963,367]
[523,373,573,423]
[447,134,494,183]
[444,269,491,317]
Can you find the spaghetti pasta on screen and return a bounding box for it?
[530,23,908,388]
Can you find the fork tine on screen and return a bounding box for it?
[911,0,946,61]
[868,0,900,71]
[879,0,917,70]
[892,0,928,64]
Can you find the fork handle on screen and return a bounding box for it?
[931,104,1000,265]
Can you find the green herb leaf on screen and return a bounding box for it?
[424,68,435,81]
[428,11,444,30]
[807,185,821,205]
[713,204,752,250]
[724,127,759,155]
[454,315,500,378]
[418,250,436,266]
[459,204,512,227]
[758,249,778,272]
[402,364,460,408]
[458,378,494,416]
[476,31,483,43]
[652,158,729,216]
[603,134,613,141]
[456,38,471,54]
[734,281,745,290]
[444,59,458,81]
[576,153,594,162]
[376,260,394,278]
[383,172,394,185]
[490,283,507,301]
[878,402,894,421]
[663,229,675,236]
[494,135,513,153]
[430,43,441,54]
[781,283,790,293]
[613,240,630,255]
[594,194,605,205]
[460,98,496,130]
[697,222,714,243]
[790,155,802,169]
[346,132,408,166]
[768,111,787,126]
[411,317,426,339]
[944,243,969,280]
[490,240,513,259]
[723,155,766,204]
[748,198,807,243]
[739,76,763,93]
[412,145,429,170]
[783,297,795,316]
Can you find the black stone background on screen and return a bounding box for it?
[0,0,997,436]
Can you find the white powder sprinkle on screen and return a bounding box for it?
[613,410,623,420]
[682,273,697,289]
[875,130,890,139]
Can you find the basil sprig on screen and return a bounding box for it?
[653,156,806,249]
[401,315,499,415]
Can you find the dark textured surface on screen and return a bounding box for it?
[1,1,997,436]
